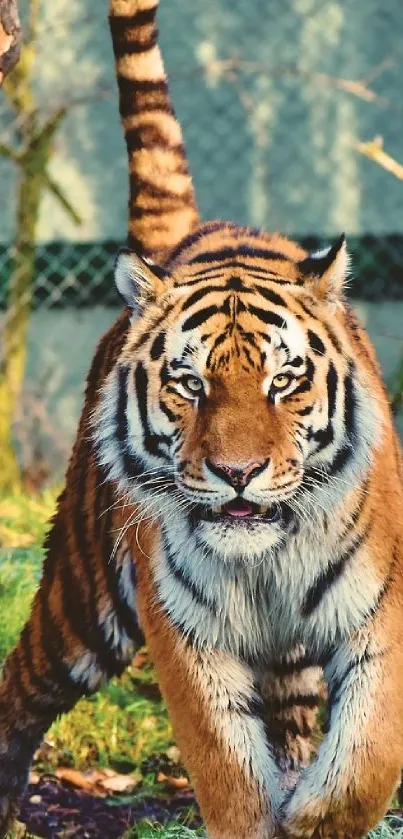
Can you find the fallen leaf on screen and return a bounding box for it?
[55,767,104,794]
[156,771,190,790]
[99,772,140,793]
[55,767,140,796]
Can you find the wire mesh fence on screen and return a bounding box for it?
[1,0,403,488]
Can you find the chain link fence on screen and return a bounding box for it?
[1,0,403,488]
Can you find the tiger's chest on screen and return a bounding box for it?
[150,525,380,663]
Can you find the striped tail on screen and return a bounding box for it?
[109,0,199,264]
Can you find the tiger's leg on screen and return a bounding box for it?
[280,620,403,839]
[0,495,142,835]
[135,555,280,839]
[261,650,323,791]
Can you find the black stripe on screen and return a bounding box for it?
[255,286,287,308]
[308,329,325,355]
[226,275,244,291]
[19,627,73,714]
[179,271,228,286]
[302,523,371,617]
[159,398,177,423]
[181,284,224,312]
[150,331,166,360]
[242,345,255,368]
[181,262,288,283]
[289,355,304,368]
[39,591,85,696]
[130,173,192,202]
[266,692,320,712]
[326,362,338,418]
[270,652,315,676]
[117,80,173,119]
[115,36,157,56]
[163,542,216,612]
[323,323,343,354]
[188,247,289,265]
[344,363,357,440]
[297,297,343,355]
[116,365,129,444]
[312,361,338,451]
[290,379,312,397]
[182,305,220,331]
[247,304,286,329]
[69,467,123,678]
[109,9,156,32]
[134,361,169,456]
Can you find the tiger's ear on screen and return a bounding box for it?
[114,248,170,312]
[297,235,350,304]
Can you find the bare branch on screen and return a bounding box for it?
[356,136,403,180]
[44,173,82,226]
[194,55,397,111]
[0,0,22,85]
[0,141,20,163]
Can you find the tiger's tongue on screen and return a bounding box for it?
[224,499,254,518]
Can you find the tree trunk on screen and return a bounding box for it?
[0,164,41,493]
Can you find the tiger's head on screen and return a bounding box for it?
[95,223,382,561]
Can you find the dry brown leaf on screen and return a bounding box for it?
[55,767,105,795]
[56,767,140,796]
[156,771,190,790]
[99,772,140,793]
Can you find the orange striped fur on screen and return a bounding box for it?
[109,0,199,263]
[1,5,403,839]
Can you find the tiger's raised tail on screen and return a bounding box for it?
[109,0,199,264]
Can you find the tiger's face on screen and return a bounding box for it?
[95,225,380,561]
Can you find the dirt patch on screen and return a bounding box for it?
[20,774,200,838]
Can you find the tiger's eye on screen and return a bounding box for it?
[182,375,204,395]
[272,373,293,391]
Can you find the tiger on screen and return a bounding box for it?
[1,1,403,838]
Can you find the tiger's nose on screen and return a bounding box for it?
[206,458,270,491]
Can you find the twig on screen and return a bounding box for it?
[356,137,403,181]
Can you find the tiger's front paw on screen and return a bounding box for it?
[279,791,323,839]
[279,790,373,839]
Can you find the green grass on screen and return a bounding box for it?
[369,818,403,839]
[126,824,205,838]
[1,491,403,838]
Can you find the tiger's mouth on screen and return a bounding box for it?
[194,498,284,524]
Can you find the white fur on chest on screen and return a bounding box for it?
[153,515,379,663]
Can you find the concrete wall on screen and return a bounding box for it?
[1,0,403,243]
[22,300,403,479]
